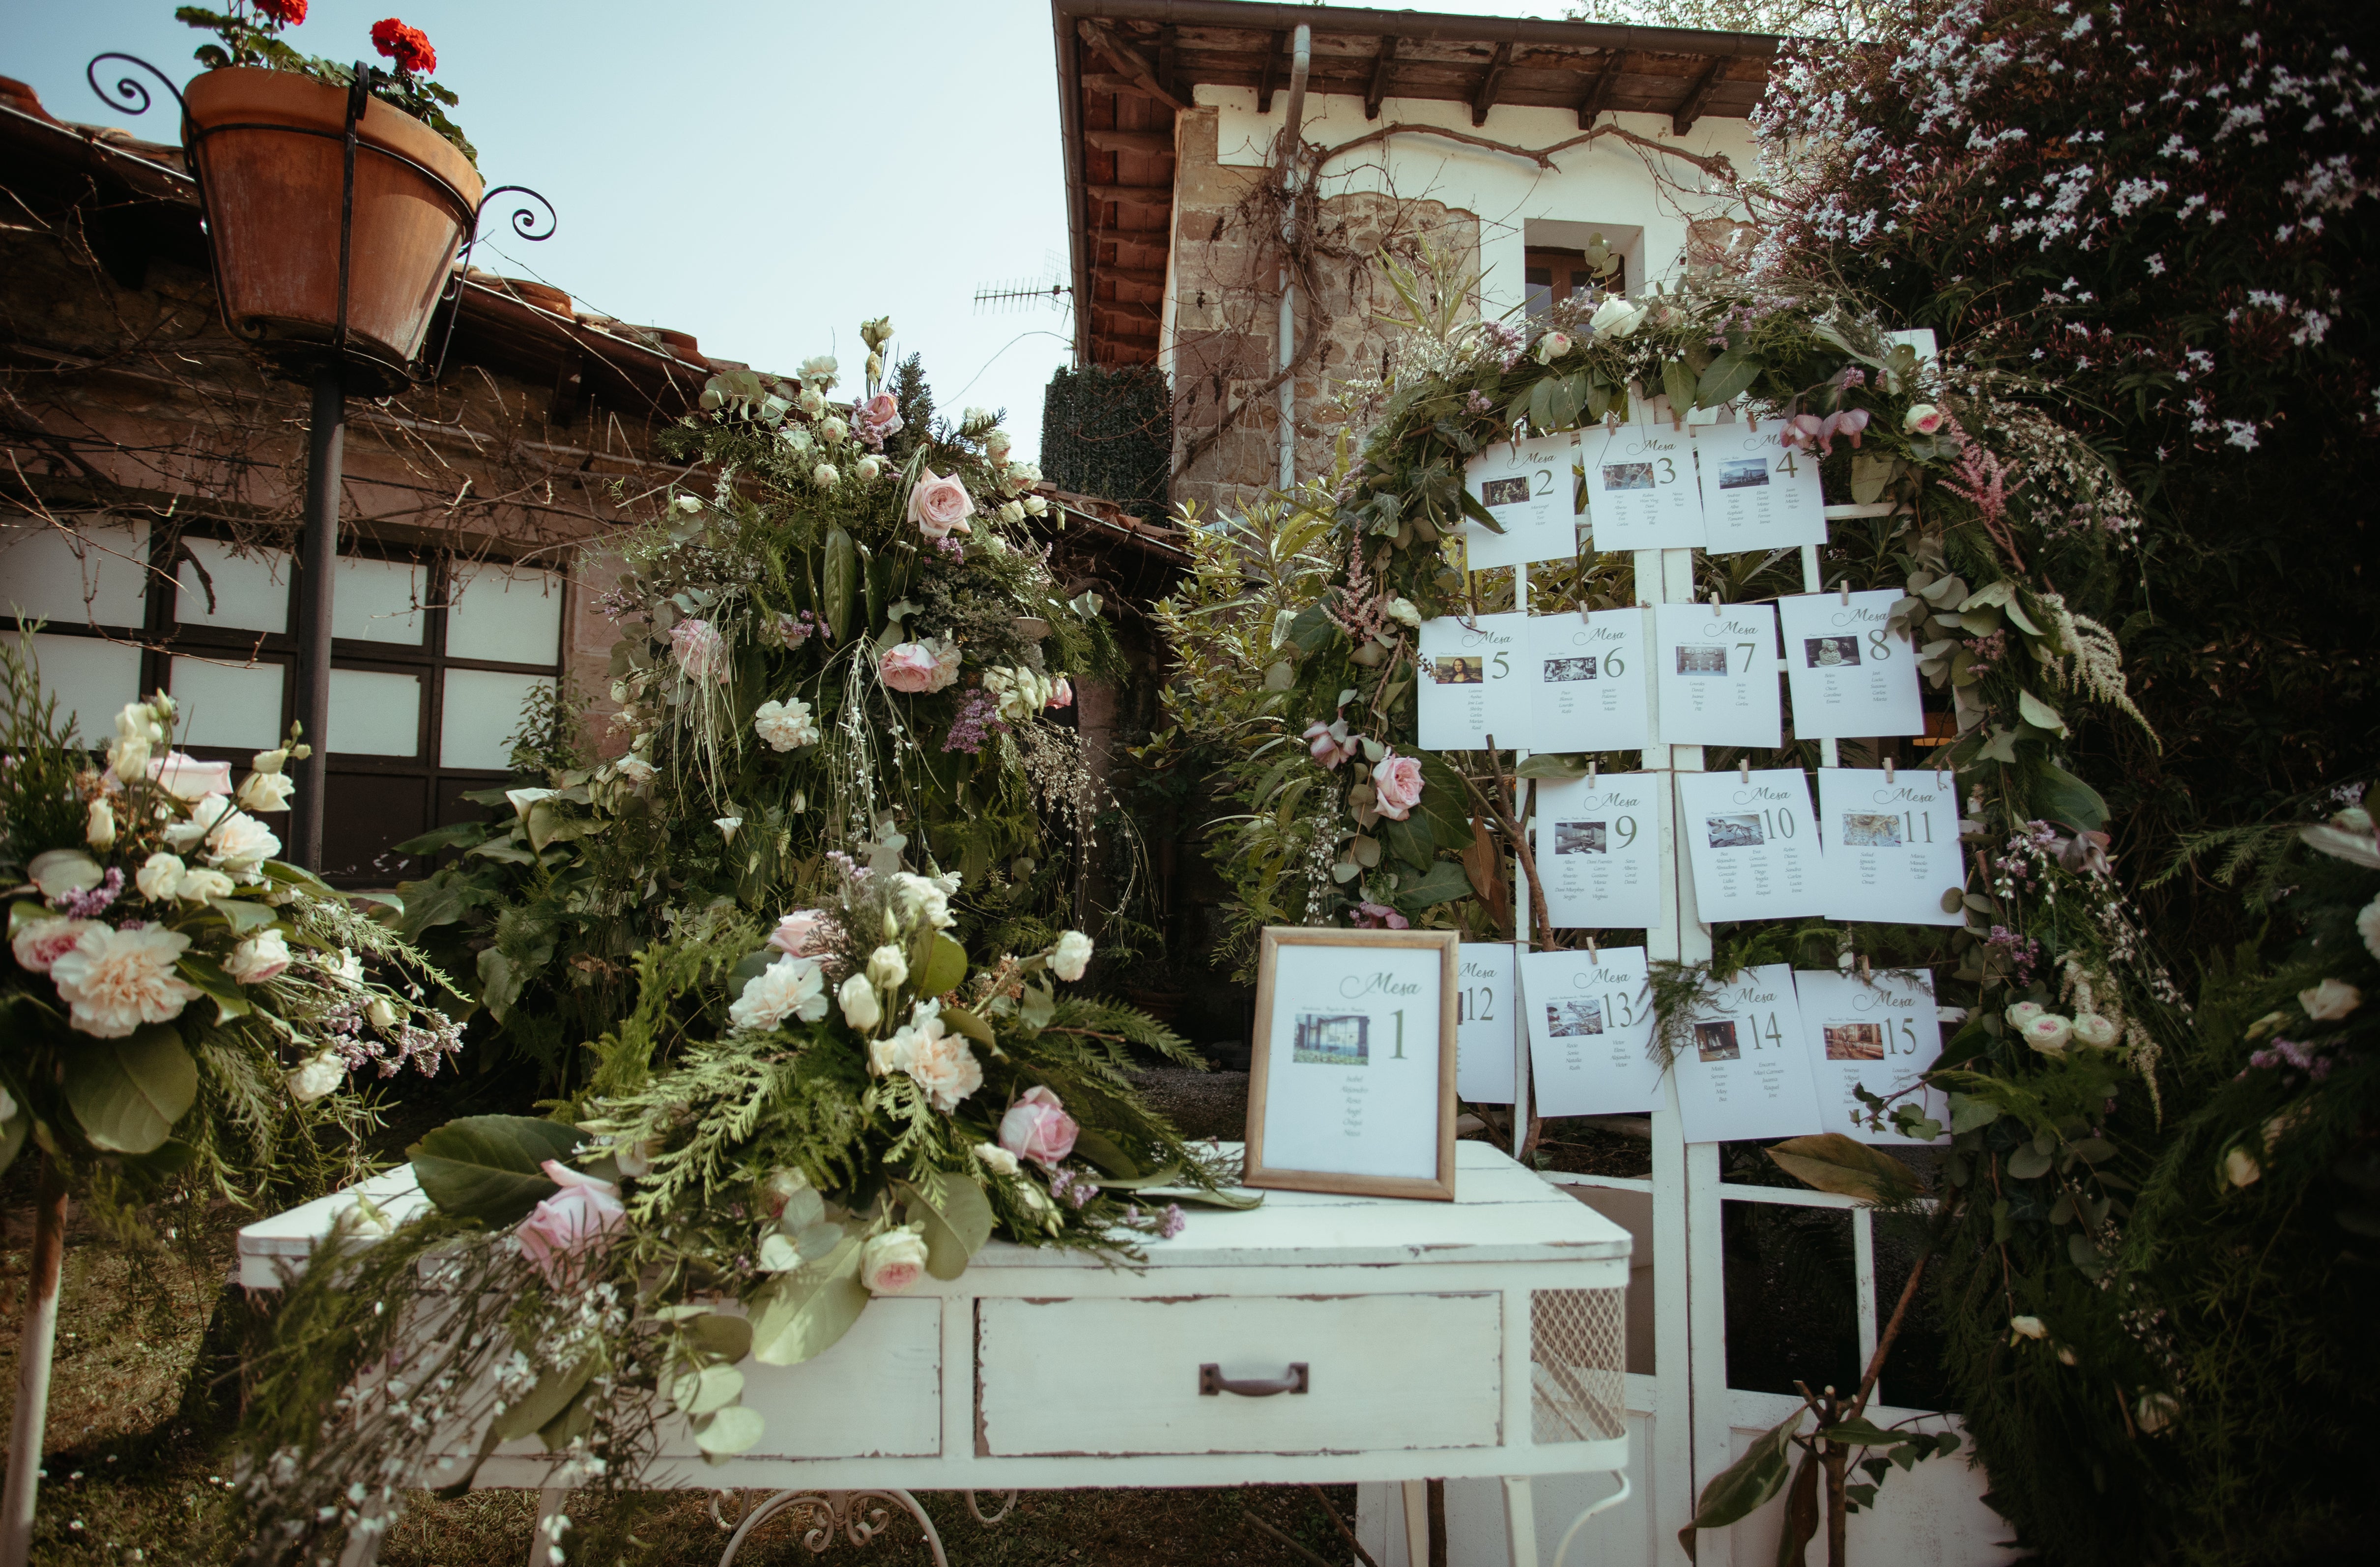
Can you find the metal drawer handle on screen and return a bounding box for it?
[1199,1362,1309,1397]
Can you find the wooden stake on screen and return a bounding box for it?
[1,1154,70,1567]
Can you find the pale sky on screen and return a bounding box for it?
[7,0,1582,460]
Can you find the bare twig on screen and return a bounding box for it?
[1321,120,1738,183]
[1305,1484,1382,1567]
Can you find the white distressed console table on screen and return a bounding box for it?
[240,1140,1631,1567]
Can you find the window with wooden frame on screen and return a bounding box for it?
[1524,246,1626,320]
[3,517,565,888]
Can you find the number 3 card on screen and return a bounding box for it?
[1655,600,1783,749]
[1533,771,1663,930]
[1676,768,1830,921]
[1461,433,1581,570]
[1416,613,1530,751]
[1778,591,1925,739]
[1522,945,1663,1116]
[1692,420,1827,551]
[1673,964,1827,1143]
[1793,968,1947,1145]
[1530,608,1651,752]
[1455,942,1518,1104]
[1817,768,1965,927]
[1582,416,1703,552]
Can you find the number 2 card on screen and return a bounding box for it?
[1793,968,1947,1145]
[1522,945,1663,1117]
[1530,608,1651,752]
[1582,416,1704,553]
[1692,420,1828,551]
[1676,768,1830,921]
[1654,600,1783,749]
[1673,964,1828,1143]
[1416,613,1530,751]
[1461,433,1582,570]
[1817,768,1965,927]
[1778,591,1925,739]
[1533,771,1663,931]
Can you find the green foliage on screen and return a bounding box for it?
[406,1114,581,1225]
[0,628,88,874]
[1040,364,1173,522]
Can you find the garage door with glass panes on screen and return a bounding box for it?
[5,517,563,887]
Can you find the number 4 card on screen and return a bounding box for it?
[1778,591,1925,739]
[1673,964,1827,1143]
[1692,420,1827,552]
[1416,613,1530,751]
[1461,433,1582,570]
[1522,945,1663,1116]
[1794,968,1947,1145]
[1582,416,1703,553]
[1654,600,1783,749]
[1676,768,1830,921]
[1817,768,1965,927]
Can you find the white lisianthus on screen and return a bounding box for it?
[974,1142,1020,1176]
[998,500,1026,525]
[85,796,116,850]
[137,852,186,902]
[177,867,236,903]
[813,462,839,488]
[674,494,704,514]
[729,954,830,1032]
[617,756,657,787]
[227,929,293,984]
[286,1051,346,1104]
[367,996,400,1029]
[2299,977,2361,1021]
[1023,494,1048,516]
[2135,1392,2179,1434]
[251,747,289,775]
[49,924,201,1037]
[107,700,161,780]
[237,769,296,813]
[2070,1013,2120,1049]
[1050,930,1094,983]
[858,1226,931,1295]
[2021,1013,2074,1055]
[888,871,955,930]
[752,697,821,752]
[985,430,1012,461]
[1385,597,1423,628]
[505,787,558,818]
[868,943,909,992]
[838,972,883,1032]
[716,816,743,843]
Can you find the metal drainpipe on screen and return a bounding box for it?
[1277,23,1311,492]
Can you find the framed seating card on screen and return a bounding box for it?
[1654,600,1784,749]
[1454,942,1518,1104]
[1777,591,1925,739]
[1692,420,1828,552]
[1416,613,1531,751]
[1246,927,1460,1199]
[1533,771,1664,930]
[1676,768,1830,921]
[1794,967,1949,1146]
[1460,432,1582,570]
[1529,609,1651,752]
[1816,768,1966,927]
[1520,945,1663,1117]
[1581,415,1704,552]
[1672,964,1827,1143]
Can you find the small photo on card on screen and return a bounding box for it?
[1693,1020,1741,1061]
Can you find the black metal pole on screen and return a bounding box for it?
[288,366,343,870]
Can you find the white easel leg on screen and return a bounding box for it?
[1550,1472,1632,1567]
[1403,1479,1431,1567]
[1503,1474,1539,1567]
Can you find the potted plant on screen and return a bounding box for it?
[172,3,481,372]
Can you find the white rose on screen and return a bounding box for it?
[812,462,839,488]
[227,929,293,984]
[287,1051,346,1104]
[999,500,1026,525]
[888,871,954,931]
[237,770,296,813]
[177,867,236,903]
[820,417,850,444]
[1534,330,1575,363]
[2299,977,2361,1022]
[868,943,909,991]
[1384,597,1422,629]
[48,924,200,1037]
[2223,1147,2261,1187]
[1588,295,1647,338]
[367,996,400,1029]
[2360,894,2380,962]
[2008,1314,2048,1340]
[858,1226,930,1295]
[86,797,117,850]
[251,747,289,775]
[974,1142,1020,1176]
[838,973,882,1032]
[729,955,830,1033]
[797,386,827,416]
[2004,1000,2046,1030]
[856,455,884,482]
[203,806,280,872]
[106,731,151,781]
[136,852,186,902]
[2021,1013,2074,1055]
[1050,930,1094,983]
[2070,1013,2120,1049]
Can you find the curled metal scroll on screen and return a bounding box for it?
[475,183,558,245]
[86,53,186,120]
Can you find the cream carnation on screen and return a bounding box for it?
[879,1003,983,1113]
[49,924,201,1037]
[135,852,184,902]
[1050,930,1093,983]
[729,955,829,1032]
[752,696,821,751]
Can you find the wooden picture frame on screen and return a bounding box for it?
[1243,926,1461,1201]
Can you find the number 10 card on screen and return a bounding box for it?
[1675,768,1829,921]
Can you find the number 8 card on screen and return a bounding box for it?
[1692,419,1828,551]
[1778,591,1925,739]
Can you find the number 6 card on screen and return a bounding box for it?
[1675,767,1830,921]
[1461,432,1582,570]
[1582,415,1703,552]
[1692,419,1827,551]
[1778,591,1925,739]
[1530,608,1651,752]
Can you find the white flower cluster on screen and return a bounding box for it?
[750,695,821,751]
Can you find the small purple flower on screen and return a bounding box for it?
[935,536,966,560]
[1048,1165,1097,1209]
[59,869,124,919]
[942,689,1009,754]
[1157,1203,1187,1240]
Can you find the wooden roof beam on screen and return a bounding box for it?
[1257,29,1285,114]
[1365,36,1398,121]
[1085,183,1174,204]
[1082,71,1171,98]
[1577,49,1626,128]
[1470,40,1513,128]
[1085,128,1176,157]
[1672,57,1725,136]
[1097,266,1168,287]
[1077,18,1190,113]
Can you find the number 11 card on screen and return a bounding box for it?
[1817,768,1965,927]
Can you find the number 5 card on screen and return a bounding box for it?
[1654,600,1783,749]
[1416,613,1530,750]
[1673,964,1827,1143]
[1530,608,1651,752]
[1582,416,1703,552]
[1793,968,1947,1145]
[1778,591,1925,739]
[1676,767,1830,921]
[1692,420,1827,551]
[1817,768,1965,927]
[1533,771,1663,931]
[1461,432,1582,570]
[1522,945,1663,1116]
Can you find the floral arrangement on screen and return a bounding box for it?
[176,1,473,160]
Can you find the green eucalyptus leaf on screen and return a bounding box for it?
[1695,349,1763,409]
[408,1115,581,1225]
[1400,860,1474,907]
[822,527,861,643]
[207,898,279,935]
[176,954,252,1021]
[749,1240,867,1367]
[693,1404,767,1457]
[63,1024,198,1155]
[917,933,968,998]
[491,1356,596,1443]
[1766,1133,1919,1205]
[2034,761,2109,833]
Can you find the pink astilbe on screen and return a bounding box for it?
[1324,542,1399,644]
[1934,411,2028,571]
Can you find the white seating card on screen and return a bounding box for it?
[1654,600,1783,749]
[1534,772,1663,931]
[1455,943,1518,1104]
[1692,420,1827,551]
[1415,613,1530,751]
[1522,945,1663,1117]
[1581,417,1704,553]
[1529,609,1651,753]
[1676,768,1829,921]
[1673,964,1828,1143]
[1817,768,1965,927]
[1778,591,1925,739]
[1460,433,1582,570]
[1794,968,1948,1145]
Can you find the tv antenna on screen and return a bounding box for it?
[974,250,1075,317]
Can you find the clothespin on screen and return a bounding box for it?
[1840,581,1852,606]
[1746,409,1759,434]
[1884,756,1896,783]
[1709,592,1722,614]
[1859,955,1873,982]
[1585,935,1599,960]
[1588,759,1598,789]
[1739,758,1751,782]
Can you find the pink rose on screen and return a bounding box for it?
[1046,677,1073,711]
[670,618,727,683]
[148,752,233,800]
[859,392,903,441]
[1352,902,1409,930]
[1000,1085,1079,1169]
[906,469,975,540]
[1903,403,1944,435]
[769,909,830,956]
[1372,750,1424,821]
[880,642,943,694]
[11,915,98,974]
[514,1160,627,1287]
[1304,718,1356,769]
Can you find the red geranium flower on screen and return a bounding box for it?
[254,0,309,24]
[370,18,437,76]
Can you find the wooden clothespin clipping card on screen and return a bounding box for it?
[1588,758,1598,790]
[1585,934,1599,961]
[1884,756,1896,783]
[1709,592,1722,614]
[1859,954,1873,983]
[1738,758,1751,783]
[1840,580,1852,606]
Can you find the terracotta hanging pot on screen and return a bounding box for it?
[182,67,482,374]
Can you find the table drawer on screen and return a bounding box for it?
[652,1295,942,1459]
[975,1292,1502,1456]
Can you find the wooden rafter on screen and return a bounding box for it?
[1077,18,1189,113]
[1085,128,1176,157]
[1672,57,1726,136]
[1470,40,1513,128]
[1257,28,1284,114]
[1576,49,1626,129]
[1083,72,1167,98]
[1365,36,1398,122]
[1085,183,1172,204]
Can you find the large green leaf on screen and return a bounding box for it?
[1401,860,1474,907]
[822,526,861,644]
[899,1171,996,1281]
[1679,1405,1804,1560]
[1382,812,1436,873]
[1662,357,1698,416]
[2033,760,2109,833]
[490,1355,596,1443]
[408,1115,582,1225]
[1068,1125,1141,1179]
[208,898,279,935]
[1766,1134,1919,1206]
[63,1024,198,1155]
[1415,752,1475,850]
[917,933,968,998]
[176,954,252,1022]
[391,820,493,856]
[1695,348,1764,409]
[749,1240,867,1366]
